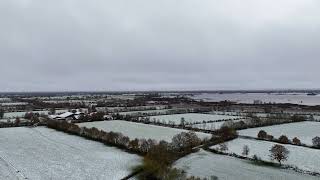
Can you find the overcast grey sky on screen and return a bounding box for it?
[1,0,320,91]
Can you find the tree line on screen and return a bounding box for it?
[46,120,209,179]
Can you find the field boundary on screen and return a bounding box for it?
[203,147,320,177]
[238,135,320,150]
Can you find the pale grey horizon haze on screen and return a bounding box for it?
[1,0,320,92]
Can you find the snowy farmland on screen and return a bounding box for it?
[149,113,243,125]
[186,120,242,131]
[118,109,169,116]
[174,149,318,180]
[211,138,320,174]
[239,121,320,146]
[0,127,141,180]
[3,110,49,118]
[77,120,211,142]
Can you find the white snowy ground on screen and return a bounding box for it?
[175,150,318,180]
[0,159,20,180]
[118,109,169,115]
[186,120,242,131]
[211,138,320,174]
[149,113,242,125]
[239,121,320,145]
[78,120,211,142]
[0,127,141,180]
[3,111,49,118]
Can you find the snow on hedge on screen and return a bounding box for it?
[174,149,318,180]
[211,138,320,174]
[186,120,242,131]
[3,111,49,118]
[239,121,320,146]
[118,109,169,116]
[78,120,211,142]
[0,127,141,180]
[149,113,242,125]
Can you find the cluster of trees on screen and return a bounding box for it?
[257,130,274,141]
[19,98,87,109]
[46,120,207,179]
[257,130,320,149]
[46,119,204,154]
[183,117,245,128]
[0,117,35,128]
[215,142,290,165]
[227,114,306,131]
[257,130,302,145]
[102,105,168,113]
[0,111,45,128]
[24,112,41,124]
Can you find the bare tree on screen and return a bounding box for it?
[242,145,250,157]
[219,143,228,152]
[0,108,4,119]
[269,144,289,165]
[14,117,20,126]
[180,117,186,127]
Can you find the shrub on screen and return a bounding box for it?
[257,130,267,139]
[292,137,301,145]
[278,135,290,144]
[312,136,320,148]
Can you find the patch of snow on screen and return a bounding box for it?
[0,127,141,180]
[149,113,242,125]
[77,120,211,142]
[174,149,318,180]
[239,121,320,146]
[211,138,320,174]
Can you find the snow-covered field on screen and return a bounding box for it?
[190,93,320,106]
[186,120,242,131]
[3,111,49,118]
[239,121,320,145]
[78,120,211,142]
[149,113,242,125]
[174,149,318,180]
[0,102,28,106]
[211,138,320,174]
[0,127,141,180]
[118,109,169,116]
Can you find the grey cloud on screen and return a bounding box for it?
[1,0,320,91]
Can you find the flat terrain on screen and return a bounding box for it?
[149,113,242,125]
[3,111,49,118]
[186,120,242,131]
[0,127,141,180]
[174,150,318,180]
[78,120,211,142]
[239,121,320,145]
[118,109,169,115]
[190,93,320,106]
[211,138,320,174]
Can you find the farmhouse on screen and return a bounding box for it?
[50,111,85,121]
